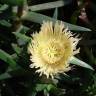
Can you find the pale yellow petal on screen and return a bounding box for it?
[28,21,80,79]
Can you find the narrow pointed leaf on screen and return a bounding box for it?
[0,49,17,68]
[53,8,58,19]
[0,66,21,80]
[0,4,8,12]
[0,0,25,6]
[69,56,94,70]
[47,84,57,92]
[15,25,29,34]
[36,84,47,92]
[22,11,91,31]
[12,43,21,54]
[29,0,72,11]
[0,72,12,80]
[13,32,31,42]
[13,32,31,45]
[0,20,11,27]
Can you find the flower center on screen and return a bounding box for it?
[41,40,64,64]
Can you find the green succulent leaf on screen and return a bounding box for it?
[53,8,58,19]
[0,4,8,13]
[29,0,72,11]
[0,20,11,27]
[36,84,47,92]
[14,25,29,34]
[0,66,21,80]
[69,56,94,70]
[22,11,91,31]
[13,25,30,46]
[0,0,25,6]
[13,32,31,45]
[46,84,57,92]
[11,43,21,55]
[0,49,17,68]
[0,72,12,80]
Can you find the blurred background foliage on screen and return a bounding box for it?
[0,0,96,96]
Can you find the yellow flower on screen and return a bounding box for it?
[28,21,80,78]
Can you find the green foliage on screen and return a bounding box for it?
[28,0,72,11]
[70,56,94,70]
[22,11,91,31]
[0,0,96,96]
[12,43,21,55]
[13,32,31,44]
[0,49,17,68]
[0,20,11,27]
[53,8,58,19]
[0,4,8,13]
[0,0,25,6]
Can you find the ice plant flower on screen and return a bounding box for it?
[28,21,80,78]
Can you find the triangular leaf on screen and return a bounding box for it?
[0,20,11,27]
[0,4,8,12]
[36,84,47,92]
[0,72,12,80]
[0,66,21,80]
[13,32,31,45]
[22,11,91,31]
[0,0,25,6]
[29,0,72,11]
[69,56,94,70]
[53,8,58,19]
[0,49,17,68]
[11,43,21,55]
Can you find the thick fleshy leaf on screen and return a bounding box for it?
[36,84,47,92]
[0,72,12,80]
[22,11,91,31]
[29,0,72,11]
[0,66,21,80]
[13,32,31,45]
[13,32,31,42]
[0,0,25,6]
[53,8,58,19]
[14,25,29,34]
[69,56,94,70]
[11,43,21,55]
[0,4,8,13]
[0,20,30,31]
[46,84,57,92]
[0,20,11,27]
[0,49,17,68]
[35,84,57,92]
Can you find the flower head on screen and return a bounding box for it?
[28,21,80,78]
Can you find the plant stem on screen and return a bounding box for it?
[12,0,28,32]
